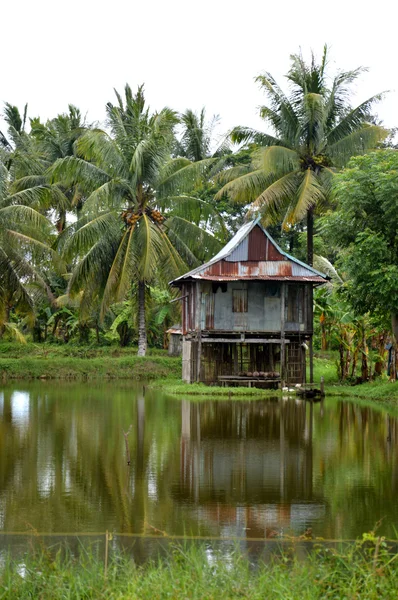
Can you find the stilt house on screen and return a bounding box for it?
[170,218,328,387]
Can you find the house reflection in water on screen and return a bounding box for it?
[177,398,325,538]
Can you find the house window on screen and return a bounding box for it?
[232,289,248,313]
[287,285,304,322]
[264,283,281,298]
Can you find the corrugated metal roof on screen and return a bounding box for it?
[170,217,328,284]
[211,220,253,262]
[226,235,248,261]
[194,275,326,283]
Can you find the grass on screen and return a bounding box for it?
[310,351,398,406]
[0,343,181,381]
[0,342,168,359]
[1,341,398,409]
[149,378,280,398]
[0,537,397,599]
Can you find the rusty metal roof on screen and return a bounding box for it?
[197,275,326,283]
[171,217,328,285]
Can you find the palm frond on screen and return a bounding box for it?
[253,145,300,176]
[158,157,217,197]
[0,204,54,235]
[4,229,65,272]
[62,211,120,261]
[81,179,131,216]
[130,137,168,187]
[136,214,163,282]
[302,93,326,154]
[165,216,223,262]
[3,322,27,343]
[159,157,193,181]
[230,126,283,147]
[76,130,128,178]
[326,94,386,145]
[10,175,46,193]
[155,226,188,281]
[0,162,9,202]
[282,169,324,227]
[212,164,251,186]
[152,107,179,136]
[215,169,275,204]
[6,185,70,212]
[249,171,301,220]
[255,72,300,141]
[163,195,227,236]
[68,234,120,298]
[0,248,35,319]
[313,255,343,287]
[49,156,110,192]
[328,125,388,167]
[163,227,200,269]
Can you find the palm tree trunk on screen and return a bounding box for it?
[391,313,398,381]
[137,280,147,357]
[307,207,314,267]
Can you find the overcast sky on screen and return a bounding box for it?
[2,0,397,141]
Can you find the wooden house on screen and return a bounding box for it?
[170,218,328,387]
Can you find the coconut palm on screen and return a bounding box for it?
[217,46,388,265]
[0,103,45,181]
[175,107,229,162]
[0,162,58,336]
[50,85,224,356]
[4,105,89,233]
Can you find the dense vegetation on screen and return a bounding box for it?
[1,537,397,599]
[1,46,397,381]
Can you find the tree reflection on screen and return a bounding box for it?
[0,383,397,540]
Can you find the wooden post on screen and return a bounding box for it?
[309,336,314,384]
[320,376,325,397]
[196,282,202,383]
[197,334,202,382]
[308,282,314,384]
[280,284,286,386]
[234,345,239,374]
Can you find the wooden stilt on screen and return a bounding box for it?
[280,284,286,386]
[234,345,238,374]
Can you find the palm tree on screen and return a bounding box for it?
[50,85,224,356]
[217,46,388,265]
[0,161,57,337]
[175,108,227,162]
[4,105,89,233]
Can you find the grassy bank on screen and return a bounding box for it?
[1,342,398,408]
[149,378,280,398]
[0,343,181,381]
[311,352,398,406]
[1,539,397,599]
[328,381,398,405]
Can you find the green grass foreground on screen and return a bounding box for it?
[1,540,397,599]
[0,343,181,381]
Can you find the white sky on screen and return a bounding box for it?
[1,0,397,141]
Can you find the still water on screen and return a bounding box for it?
[0,382,397,541]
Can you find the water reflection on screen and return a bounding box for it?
[0,382,397,539]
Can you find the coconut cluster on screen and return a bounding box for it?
[122,210,140,226]
[121,208,164,228]
[149,209,164,223]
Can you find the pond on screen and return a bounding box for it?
[0,382,397,546]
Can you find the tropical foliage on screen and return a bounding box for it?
[216,45,388,264]
[0,48,397,377]
[50,86,228,354]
